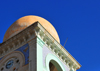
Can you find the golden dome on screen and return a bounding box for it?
[3,15,60,43]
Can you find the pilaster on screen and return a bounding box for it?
[37,36,45,71]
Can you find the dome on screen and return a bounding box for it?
[3,15,60,43]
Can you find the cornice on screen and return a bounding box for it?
[34,22,81,70]
[0,22,38,59]
[0,21,81,71]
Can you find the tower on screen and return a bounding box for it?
[0,15,81,71]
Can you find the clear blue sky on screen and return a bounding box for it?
[0,0,100,71]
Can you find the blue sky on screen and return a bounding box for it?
[0,0,100,71]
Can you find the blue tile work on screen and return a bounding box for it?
[15,43,29,65]
[0,57,3,60]
[0,43,29,65]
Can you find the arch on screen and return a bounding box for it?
[45,53,66,71]
[49,60,63,71]
[0,51,25,70]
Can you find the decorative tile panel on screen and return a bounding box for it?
[0,43,29,65]
[16,43,29,65]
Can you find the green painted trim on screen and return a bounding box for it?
[37,41,43,71]
[44,53,66,71]
[37,36,45,47]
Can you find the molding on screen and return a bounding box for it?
[37,36,45,47]
[45,53,66,71]
[34,22,81,70]
[0,21,81,70]
[0,22,37,58]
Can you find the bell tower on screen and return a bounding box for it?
[0,15,81,71]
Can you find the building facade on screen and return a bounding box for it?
[0,15,81,71]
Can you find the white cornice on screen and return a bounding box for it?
[34,22,81,70]
[0,21,81,70]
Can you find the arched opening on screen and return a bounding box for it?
[49,60,63,71]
